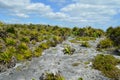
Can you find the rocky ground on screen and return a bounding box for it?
[0,38,119,80]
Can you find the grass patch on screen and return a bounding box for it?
[69,39,81,43]
[33,47,43,57]
[72,62,80,66]
[81,42,90,47]
[63,45,75,55]
[43,72,65,80]
[93,54,120,79]
[76,37,96,41]
[97,38,114,49]
[78,77,83,80]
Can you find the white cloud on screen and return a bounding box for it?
[60,0,120,24]
[0,0,52,18]
[0,0,120,28]
[48,0,66,3]
[15,13,29,18]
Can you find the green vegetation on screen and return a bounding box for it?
[0,22,72,67]
[43,73,65,80]
[106,27,120,53]
[33,47,43,57]
[76,37,96,41]
[69,37,95,44]
[81,42,90,47]
[63,45,75,55]
[72,26,104,37]
[97,38,114,49]
[93,54,120,79]
[0,22,120,77]
[78,77,83,80]
[72,62,80,66]
[5,38,16,46]
[106,27,120,45]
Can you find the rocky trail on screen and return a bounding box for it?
[0,38,117,80]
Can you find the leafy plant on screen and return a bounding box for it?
[20,37,30,43]
[5,38,16,46]
[63,45,75,55]
[97,38,114,49]
[43,73,65,80]
[76,37,96,41]
[93,54,120,79]
[0,46,16,64]
[18,42,28,51]
[78,77,83,80]
[81,42,90,47]
[6,27,16,34]
[39,42,50,49]
[33,47,43,57]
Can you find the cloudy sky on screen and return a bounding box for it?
[0,0,120,30]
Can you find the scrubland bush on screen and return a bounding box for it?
[20,36,30,43]
[93,54,120,79]
[39,42,50,49]
[42,72,65,80]
[0,46,16,64]
[76,37,96,41]
[81,42,90,47]
[33,47,43,57]
[5,38,16,46]
[63,45,75,55]
[97,38,114,49]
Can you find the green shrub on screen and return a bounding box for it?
[76,37,96,41]
[106,27,120,46]
[63,45,75,55]
[20,37,30,43]
[44,73,65,80]
[97,38,114,49]
[81,42,90,47]
[33,48,43,57]
[0,46,16,64]
[23,49,32,59]
[18,42,28,51]
[72,62,80,66]
[53,36,63,43]
[46,40,57,47]
[93,54,120,79]
[39,42,49,49]
[0,52,13,64]
[0,43,3,51]
[78,77,83,80]
[6,27,16,34]
[16,54,24,61]
[5,38,16,46]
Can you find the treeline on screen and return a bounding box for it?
[72,27,104,37]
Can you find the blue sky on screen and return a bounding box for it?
[0,0,120,30]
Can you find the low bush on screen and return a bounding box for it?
[81,42,90,47]
[42,72,65,80]
[39,42,50,49]
[78,77,83,80]
[76,37,96,41]
[63,45,75,55]
[33,47,43,57]
[97,38,114,49]
[20,37,30,43]
[18,42,28,51]
[93,54,120,79]
[0,46,16,64]
[5,38,16,46]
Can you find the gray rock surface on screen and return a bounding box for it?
[0,38,114,80]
